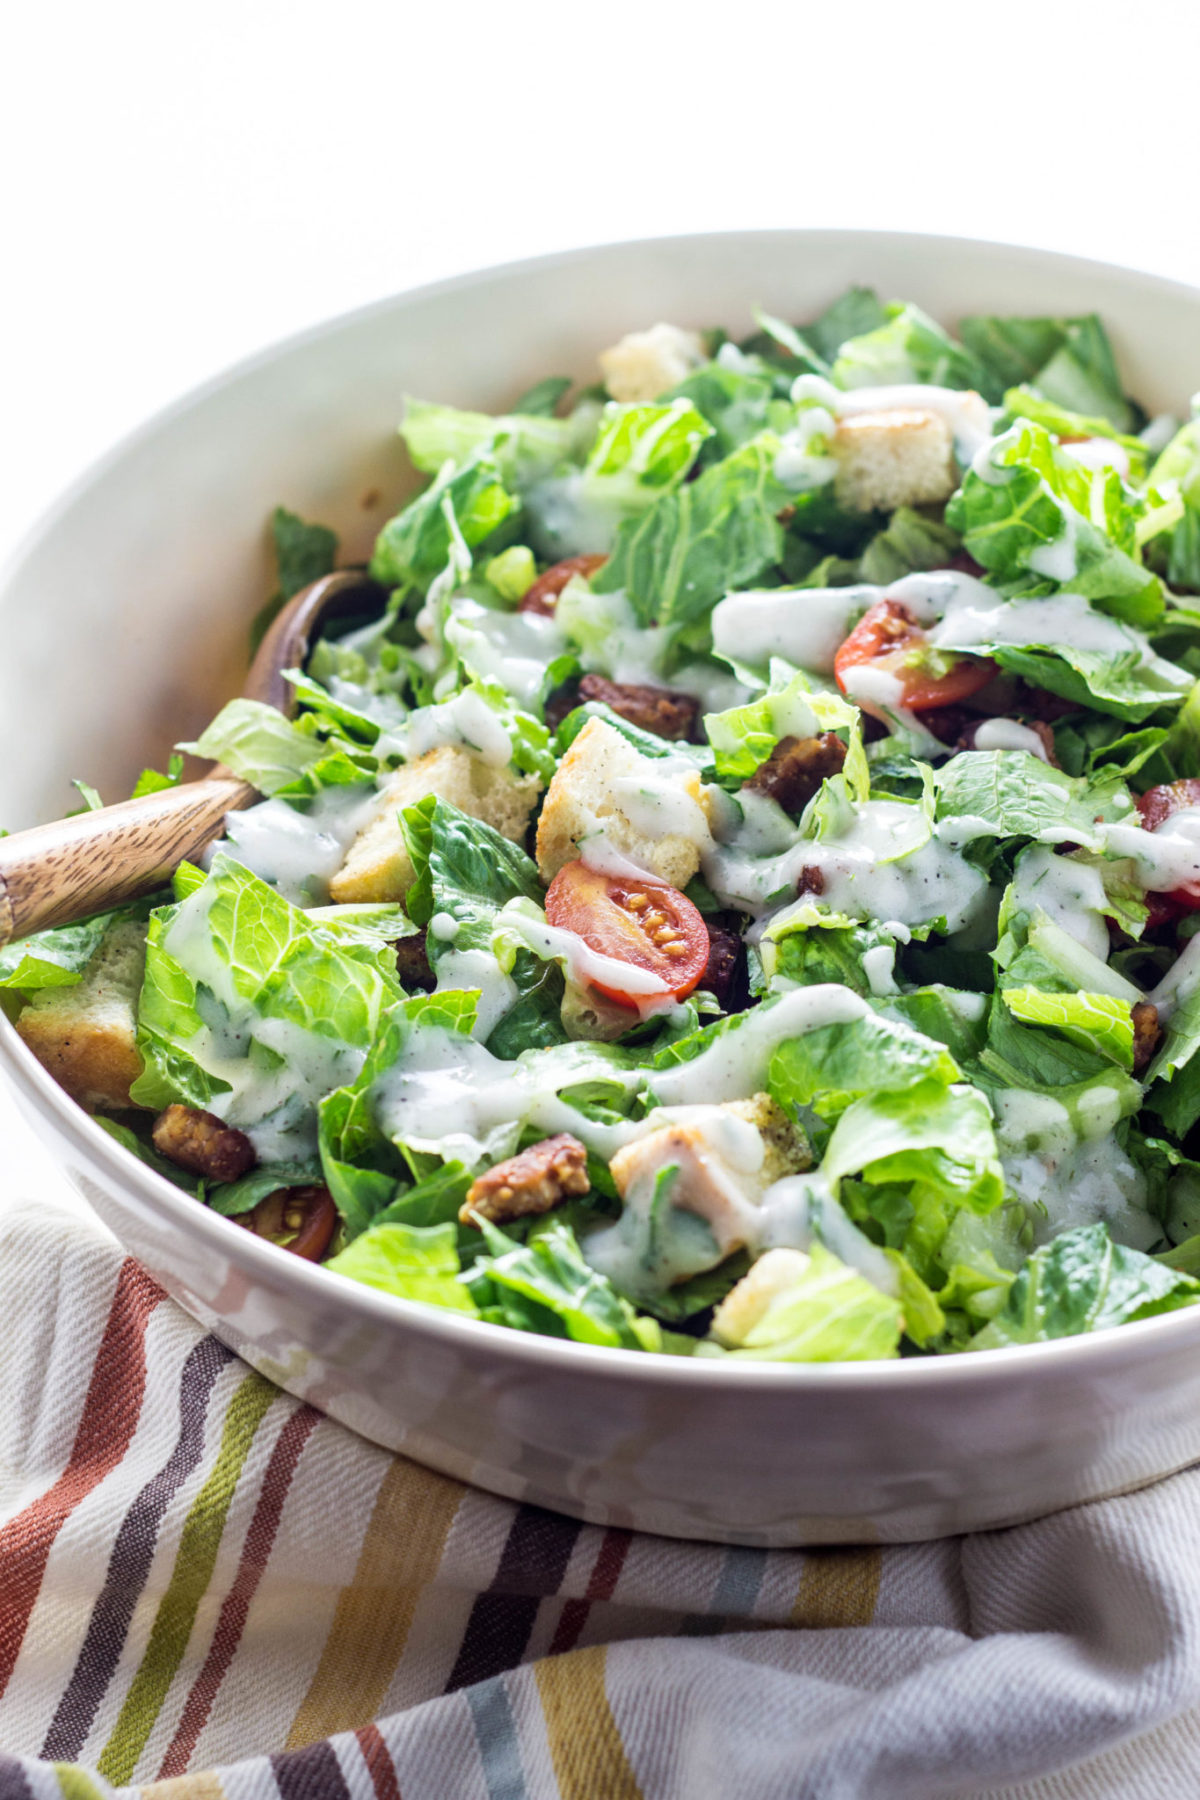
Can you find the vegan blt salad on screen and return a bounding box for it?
[10,288,1200,1363]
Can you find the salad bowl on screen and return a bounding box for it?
[4,229,1200,1544]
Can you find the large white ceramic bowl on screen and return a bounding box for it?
[5,230,1200,1546]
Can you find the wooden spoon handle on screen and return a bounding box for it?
[0,773,254,946]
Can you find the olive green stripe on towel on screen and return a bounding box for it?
[96,1373,278,1786]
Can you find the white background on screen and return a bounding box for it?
[1,0,1199,1205]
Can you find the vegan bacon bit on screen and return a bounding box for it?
[748,733,847,815]
[518,554,608,617]
[462,1133,591,1225]
[577,674,700,742]
[700,915,748,1012]
[1131,1001,1163,1075]
[152,1105,257,1183]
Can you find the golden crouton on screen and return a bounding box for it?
[330,746,541,904]
[711,1247,813,1346]
[599,323,705,403]
[16,918,147,1111]
[832,408,957,513]
[535,716,713,889]
[723,1093,812,1185]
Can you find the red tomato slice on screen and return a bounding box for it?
[1136,779,1200,909]
[544,861,709,1007]
[519,554,608,617]
[834,599,997,716]
[243,1186,338,1261]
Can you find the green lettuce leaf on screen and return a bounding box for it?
[400,796,567,1057]
[592,434,788,628]
[466,1217,660,1349]
[933,750,1133,850]
[131,855,399,1154]
[1150,419,1200,591]
[0,910,125,991]
[400,398,575,485]
[823,1079,1005,1216]
[709,1244,902,1362]
[370,453,517,592]
[857,507,962,586]
[832,302,985,392]
[944,420,1160,620]
[703,664,863,788]
[768,1012,960,1121]
[326,1219,477,1313]
[972,1222,1200,1348]
[184,699,328,796]
[205,1159,325,1217]
[666,359,784,456]
[958,313,1134,427]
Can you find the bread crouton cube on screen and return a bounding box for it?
[329,745,541,904]
[15,918,148,1111]
[535,716,712,889]
[711,1247,813,1346]
[723,1093,812,1185]
[599,323,705,403]
[832,408,957,513]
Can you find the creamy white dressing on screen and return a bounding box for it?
[404,687,513,767]
[756,1172,899,1295]
[1008,847,1113,962]
[994,1088,1155,1252]
[433,947,520,1040]
[219,785,377,906]
[1103,809,1200,895]
[444,598,565,710]
[1026,507,1080,583]
[710,586,876,674]
[649,984,870,1106]
[773,407,837,491]
[703,796,989,932]
[1151,933,1200,1022]
[791,375,992,461]
[1061,437,1132,478]
[370,1026,643,1167]
[498,906,672,1014]
[971,719,1050,761]
[159,885,367,1155]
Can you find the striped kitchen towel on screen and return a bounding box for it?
[5,1202,1200,1799]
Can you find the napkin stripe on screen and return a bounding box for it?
[0,1754,34,1800]
[548,1528,632,1655]
[464,1677,526,1800]
[157,1403,321,1780]
[445,1509,583,1693]
[272,1738,351,1800]
[285,1460,463,1749]
[353,1725,401,1800]
[0,1259,160,1699]
[95,1373,278,1785]
[791,1547,882,1627]
[535,1648,641,1800]
[143,1767,226,1800]
[41,1336,234,1763]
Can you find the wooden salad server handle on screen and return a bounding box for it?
[0,570,384,947]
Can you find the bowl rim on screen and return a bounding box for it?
[6,223,1200,1390]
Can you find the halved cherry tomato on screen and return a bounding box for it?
[833,599,997,717]
[242,1185,338,1261]
[544,860,709,1008]
[519,554,608,617]
[1136,779,1200,909]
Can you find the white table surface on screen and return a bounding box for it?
[2,0,1199,1212]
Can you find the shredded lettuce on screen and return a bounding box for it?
[972,1223,1200,1347]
